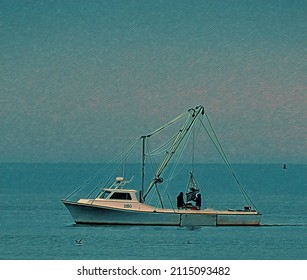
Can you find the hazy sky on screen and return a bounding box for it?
[1,0,306,163]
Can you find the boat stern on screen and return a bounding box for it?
[217,212,262,226]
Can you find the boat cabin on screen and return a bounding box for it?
[97,188,139,202]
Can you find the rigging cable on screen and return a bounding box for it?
[146,111,190,137]
[190,173,217,209]
[64,137,140,200]
[141,111,193,205]
[88,137,140,198]
[199,113,258,211]
[156,119,195,211]
[145,133,179,158]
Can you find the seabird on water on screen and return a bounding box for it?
[75,239,82,245]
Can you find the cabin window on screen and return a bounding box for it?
[99,191,111,199]
[110,192,132,200]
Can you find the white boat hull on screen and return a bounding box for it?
[62,200,261,226]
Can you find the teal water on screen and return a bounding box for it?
[0,163,306,260]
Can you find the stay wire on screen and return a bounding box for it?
[156,121,195,211]
[64,137,140,200]
[86,138,140,199]
[199,114,258,210]
[146,111,190,137]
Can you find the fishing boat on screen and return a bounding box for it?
[62,105,261,226]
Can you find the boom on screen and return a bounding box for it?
[142,105,204,201]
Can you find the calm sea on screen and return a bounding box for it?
[0,163,306,260]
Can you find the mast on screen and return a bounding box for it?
[143,105,204,201]
[140,135,146,202]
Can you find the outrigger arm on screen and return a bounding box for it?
[142,105,204,202]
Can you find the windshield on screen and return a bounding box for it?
[99,191,111,199]
[110,192,132,200]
